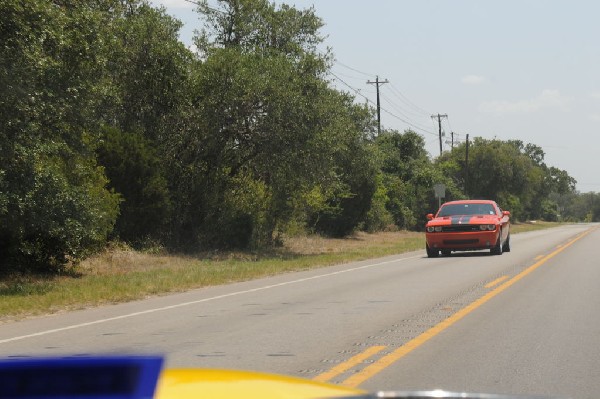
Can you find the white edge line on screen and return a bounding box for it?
[0,254,423,344]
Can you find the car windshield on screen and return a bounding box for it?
[437,203,496,217]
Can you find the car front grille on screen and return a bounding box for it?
[443,239,479,245]
[441,225,480,232]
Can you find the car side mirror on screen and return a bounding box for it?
[426,213,434,220]
[503,211,510,216]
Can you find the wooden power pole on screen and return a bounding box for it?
[367,76,389,135]
[431,113,448,156]
[465,133,470,197]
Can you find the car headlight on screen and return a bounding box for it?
[427,226,435,233]
[479,224,496,231]
[435,226,442,232]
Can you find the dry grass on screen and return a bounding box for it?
[75,231,424,278]
[284,231,422,255]
[79,245,190,275]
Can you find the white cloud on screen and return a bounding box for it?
[462,75,486,85]
[478,89,572,115]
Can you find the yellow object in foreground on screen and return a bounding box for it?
[156,368,365,399]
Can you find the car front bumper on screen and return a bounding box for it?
[426,229,500,251]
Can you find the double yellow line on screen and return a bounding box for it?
[314,227,596,388]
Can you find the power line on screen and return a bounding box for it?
[335,65,432,120]
[331,68,373,85]
[445,114,454,133]
[334,61,373,77]
[334,60,433,121]
[329,72,371,101]
[329,72,436,136]
[380,92,432,121]
[388,83,431,117]
[380,108,437,136]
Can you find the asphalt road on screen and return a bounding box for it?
[1,224,598,398]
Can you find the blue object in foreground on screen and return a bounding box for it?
[0,355,164,399]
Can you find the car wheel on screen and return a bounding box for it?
[502,233,511,252]
[491,232,503,255]
[426,244,439,258]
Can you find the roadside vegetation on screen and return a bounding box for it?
[1,1,597,288]
[0,222,558,321]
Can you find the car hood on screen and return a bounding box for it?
[156,368,365,399]
[427,215,501,226]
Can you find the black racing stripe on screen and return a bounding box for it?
[450,215,474,224]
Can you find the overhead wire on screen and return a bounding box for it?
[443,116,467,149]
[328,72,371,101]
[388,83,431,117]
[334,61,433,123]
[380,92,431,120]
[334,61,374,78]
[330,68,374,88]
[331,59,439,135]
[380,93,436,131]
[380,108,438,136]
[328,71,437,136]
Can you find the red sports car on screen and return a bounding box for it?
[425,200,510,257]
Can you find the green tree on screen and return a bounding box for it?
[556,192,600,222]
[163,0,382,246]
[362,172,395,232]
[505,141,575,220]
[436,138,576,221]
[97,127,171,246]
[309,99,379,237]
[194,0,326,60]
[0,0,119,273]
[98,2,193,142]
[374,130,461,230]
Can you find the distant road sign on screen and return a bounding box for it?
[434,184,446,198]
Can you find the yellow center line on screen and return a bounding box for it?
[338,227,596,388]
[534,255,544,261]
[484,275,509,288]
[313,345,386,382]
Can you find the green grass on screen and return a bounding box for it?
[0,224,559,321]
[510,220,560,234]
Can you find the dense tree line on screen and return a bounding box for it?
[0,0,593,274]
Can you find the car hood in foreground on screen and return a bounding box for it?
[156,368,365,399]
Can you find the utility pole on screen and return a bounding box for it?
[465,134,470,197]
[367,76,389,135]
[451,132,455,149]
[431,113,448,156]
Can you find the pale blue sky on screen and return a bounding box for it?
[152,0,600,193]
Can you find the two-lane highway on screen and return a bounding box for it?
[0,224,598,398]
[359,223,600,399]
